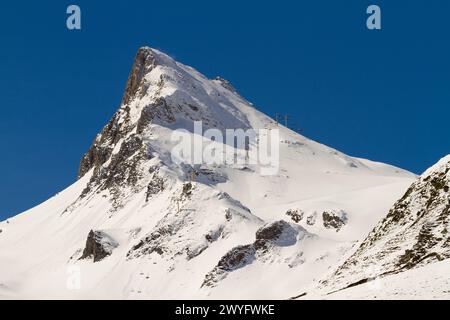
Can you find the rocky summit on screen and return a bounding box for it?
[3,46,440,300]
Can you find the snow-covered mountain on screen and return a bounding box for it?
[311,155,450,299]
[0,47,419,299]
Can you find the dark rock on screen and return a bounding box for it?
[77,106,133,179]
[182,182,193,197]
[146,175,165,202]
[127,225,175,259]
[322,210,348,232]
[327,157,450,289]
[78,144,113,179]
[121,47,157,106]
[225,210,232,221]
[202,220,299,287]
[255,220,298,249]
[76,48,171,182]
[256,220,287,241]
[217,245,256,272]
[136,97,176,134]
[286,209,304,223]
[75,133,149,212]
[79,230,118,262]
[397,221,444,269]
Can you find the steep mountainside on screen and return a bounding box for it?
[318,155,450,296]
[0,47,415,299]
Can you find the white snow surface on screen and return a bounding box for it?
[0,47,419,300]
[305,259,450,300]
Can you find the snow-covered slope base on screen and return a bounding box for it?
[311,259,450,300]
[0,47,416,299]
[310,155,450,299]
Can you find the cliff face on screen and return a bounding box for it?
[77,48,157,180]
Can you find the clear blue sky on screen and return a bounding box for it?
[1,0,449,220]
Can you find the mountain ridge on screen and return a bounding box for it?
[0,46,419,299]
[315,154,450,297]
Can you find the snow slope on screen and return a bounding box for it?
[0,47,416,299]
[304,155,450,299]
[308,259,450,300]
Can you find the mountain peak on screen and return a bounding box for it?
[121,46,158,106]
[0,46,420,300]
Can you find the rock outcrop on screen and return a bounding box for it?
[286,209,304,223]
[322,210,348,232]
[79,230,118,262]
[202,221,299,287]
[325,155,450,290]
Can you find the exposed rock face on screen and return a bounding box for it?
[136,97,176,133]
[127,225,174,258]
[79,230,118,262]
[254,220,296,249]
[215,245,256,272]
[126,183,258,264]
[77,47,161,180]
[322,210,348,232]
[73,133,151,215]
[145,174,165,201]
[77,108,132,179]
[73,47,252,220]
[286,209,304,223]
[181,182,193,198]
[286,208,348,232]
[202,221,299,287]
[71,48,180,216]
[122,47,157,106]
[326,156,450,290]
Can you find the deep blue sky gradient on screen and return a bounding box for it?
[1,0,449,219]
